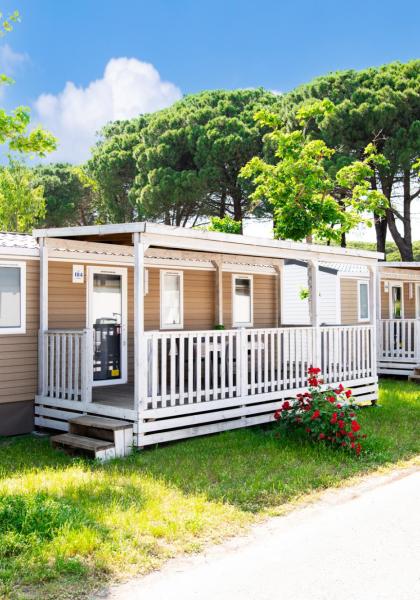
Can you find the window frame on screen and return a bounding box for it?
[0,261,26,335]
[357,280,370,322]
[160,270,184,330]
[388,282,404,320]
[232,274,254,328]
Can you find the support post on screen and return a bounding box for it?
[134,233,148,441]
[38,237,48,395]
[212,258,223,327]
[308,260,321,369]
[369,265,378,379]
[274,263,283,327]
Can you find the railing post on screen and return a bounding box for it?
[369,265,378,379]
[81,328,93,408]
[415,320,420,362]
[38,237,48,395]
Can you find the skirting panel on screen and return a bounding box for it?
[137,378,378,447]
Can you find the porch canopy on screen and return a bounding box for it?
[33,222,383,442]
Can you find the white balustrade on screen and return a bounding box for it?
[379,319,419,361]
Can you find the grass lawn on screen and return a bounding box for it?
[1,379,419,599]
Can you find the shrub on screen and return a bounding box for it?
[274,368,366,455]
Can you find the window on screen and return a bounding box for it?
[232,275,253,326]
[390,284,403,319]
[358,281,369,322]
[160,271,183,329]
[0,262,26,334]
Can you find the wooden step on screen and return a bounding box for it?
[51,433,116,461]
[68,415,133,458]
[408,374,420,383]
[68,415,132,431]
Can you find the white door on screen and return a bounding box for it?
[87,267,128,387]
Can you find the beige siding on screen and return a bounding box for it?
[0,259,39,404]
[145,268,216,331]
[222,272,277,329]
[340,278,359,324]
[380,280,389,319]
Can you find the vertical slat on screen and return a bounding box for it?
[228,332,234,397]
[196,334,202,402]
[67,334,73,401]
[188,333,194,403]
[55,334,60,399]
[74,334,79,401]
[212,333,218,401]
[61,334,66,399]
[220,332,226,399]
[161,336,167,406]
[151,335,158,407]
[170,335,176,406]
[277,329,281,392]
[250,331,256,395]
[270,331,275,393]
[179,334,185,404]
[48,334,54,397]
[257,330,262,393]
[264,331,269,393]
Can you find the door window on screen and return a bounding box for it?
[390,285,403,319]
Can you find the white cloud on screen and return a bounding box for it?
[0,43,28,74]
[34,57,182,163]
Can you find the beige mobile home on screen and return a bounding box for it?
[29,223,381,449]
[0,233,39,435]
[378,263,420,377]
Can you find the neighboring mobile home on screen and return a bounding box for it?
[378,263,420,376]
[0,233,39,435]
[30,223,381,447]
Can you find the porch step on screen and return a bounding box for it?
[68,415,133,458]
[51,433,116,461]
[408,374,420,383]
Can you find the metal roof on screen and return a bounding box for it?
[0,232,38,250]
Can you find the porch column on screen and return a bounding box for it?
[308,259,321,368]
[369,264,378,382]
[38,237,48,395]
[134,233,148,420]
[274,263,283,326]
[212,258,223,327]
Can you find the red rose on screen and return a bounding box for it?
[356,443,361,456]
[335,384,344,394]
[327,396,336,403]
[305,427,311,433]
[319,433,325,440]
[274,410,282,420]
[282,400,291,410]
[350,441,355,449]
[308,377,319,387]
[341,441,347,447]
[308,367,321,375]
[345,390,352,398]
[338,419,345,429]
[336,404,342,409]
[351,420,361,432]
[350,412,355,417]
[310,409,321,420]
[330,412,338,424]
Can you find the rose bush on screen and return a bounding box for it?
[274,368,366,455]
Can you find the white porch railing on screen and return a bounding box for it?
[40,329,93,404]
[144,325,374,410]
[379,319,420,361]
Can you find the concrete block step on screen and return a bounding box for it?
[51,433,116,461]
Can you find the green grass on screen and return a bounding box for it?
[0,380,419,599]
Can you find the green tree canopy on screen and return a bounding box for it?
[33,163,97,227]
[88,117,148,223]
[241,100,387,243]
[279,61,420,258]
[133,89,281,227]
[0,161,45,232]
[0,9,56,158]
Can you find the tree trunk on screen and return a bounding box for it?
[383,170,413,261]
[219,191,226,218]
[340,232,346,248]
[374,216,387,255]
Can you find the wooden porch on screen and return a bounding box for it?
[378,318,420,376]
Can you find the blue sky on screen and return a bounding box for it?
[1,0,419,164]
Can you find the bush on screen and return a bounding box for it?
[274,368,366,455]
